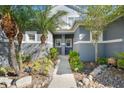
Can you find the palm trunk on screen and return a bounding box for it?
[18,46,22,73]
[95,43,98,62]
[9,38,19,75]
[17,29,23,73]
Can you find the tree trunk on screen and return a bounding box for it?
[18,46,23,73]
[95,43,98,62]
[9,38,19,75]
[40,34,47,45]
[17,30,23,73]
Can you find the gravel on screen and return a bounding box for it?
[75,63,124,88]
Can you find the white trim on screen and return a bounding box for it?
[22,41,53,45]
[55,39,61,47]
[65,38,73,47]
[101,39,123,43]
[74,41,91,44]
[74,39,123,44]
[61,43,66,45]
[25,31,37,42]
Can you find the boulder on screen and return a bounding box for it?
[82,78,90,86]
[90,65,107,77]
[16,76,32,88]
[9,85,17,88]
[0,77,13,87]
[88,75,93,81]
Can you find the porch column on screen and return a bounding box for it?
[61,34,65,55]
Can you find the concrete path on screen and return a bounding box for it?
[48,56,77,88]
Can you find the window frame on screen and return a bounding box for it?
[65,38,72,47]
[55,39,61,47]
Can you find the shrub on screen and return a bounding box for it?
[97,58,107,65]
[0,67,7,76]
[16,54,31,63]
[49,48,58,61]
[117,59,124,69]
[69,51,84,72]
[32,57,54,76]
[116,52,124,69]
[32,60,41,72]
[0,67,14,76]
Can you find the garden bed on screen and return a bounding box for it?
[74,62,124,88]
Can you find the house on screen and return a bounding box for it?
[0,5,124,67]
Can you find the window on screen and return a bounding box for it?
[25,31,37,42]
[66,39,72,47]
[55,39,61,47]
[28,34,35,41]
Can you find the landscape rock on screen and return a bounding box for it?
[16,76,32,88]
[0,83,6,88]
[88,75,93,81]
[0,77,13,87]
[90,65,107,77]
[82,78,90,86]
[9,85,17,88]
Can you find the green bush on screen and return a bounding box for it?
[0,66,14,76]
[49,48,58,61]
[16,54,31,63]
[0,67,7,76]
[116,52,124,69]
[117,59,124,69]
[97,58,107,65]
[32,60,42,72]
[69,51,84,72]
[32,57,54,76]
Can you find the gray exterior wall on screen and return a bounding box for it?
[104,42,124,57]
[73,26,95,61]
[104,17,124,40]
[103,17,124,58]
[73,17,124,61]
[74,26,90,42]
[0,31,53,67]
[73,43,105,61]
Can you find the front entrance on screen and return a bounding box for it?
[65,39,73,55]
[54,34,73,55]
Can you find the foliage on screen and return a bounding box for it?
[117,59,124,69]
[48,48,59,61]
[0,66,14,76]
[32,60,42,72]
[116,52,124,69]
[69,51,84,72]
[0,66,7,76]
[16,54,31,63]
[32,6,67,34]
[32,57,54,76]
[82,6,117,62]
[97,58,107,65]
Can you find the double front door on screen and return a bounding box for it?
[55,38,73,55]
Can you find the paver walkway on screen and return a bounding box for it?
[48,56,77,88]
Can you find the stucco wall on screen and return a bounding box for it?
[103,17,124,57]
[74,26,90,42]
[0,31,53,67]
[103,17,124,40]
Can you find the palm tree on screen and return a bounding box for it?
[0,5,33,75]
[12,6,33,72]
[0,6,19,75]
[32,6,67,45]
